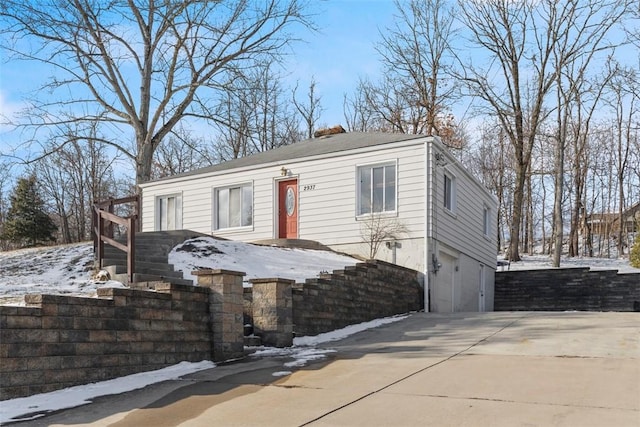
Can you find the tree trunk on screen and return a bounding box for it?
[136,141,155,188]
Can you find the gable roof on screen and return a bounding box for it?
[144,132,427,185]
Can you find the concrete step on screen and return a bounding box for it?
[112,272,193,287]
[103,264,184,279]
[100,253,169,264]
[244,336,262,347]
[101,260,176,272]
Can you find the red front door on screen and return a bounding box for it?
[278,179,298,239]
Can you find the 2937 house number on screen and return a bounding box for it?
[303,184,316,191]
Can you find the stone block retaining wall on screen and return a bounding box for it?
[242,260,424,340]
[494,268,640,311]
[1,261,423,401]
[0,270,245,401]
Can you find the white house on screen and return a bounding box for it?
[139,132,498,312]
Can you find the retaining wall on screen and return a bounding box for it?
[0,269,246,401]
[494,268,640,311]
[2,261,423,401]
[243,260,423,340]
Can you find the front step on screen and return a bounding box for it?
[112,272,193,287]
[97,230,209,288]
[104,264,185,279]
[244,336,262,347]
[102,260,176,273]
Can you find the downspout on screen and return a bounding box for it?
[423,139,431,313]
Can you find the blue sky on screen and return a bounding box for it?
[0,0,397,151]
[286,0,397,126]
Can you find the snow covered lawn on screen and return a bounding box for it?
[0,238,360,304]
[502,254,639,273]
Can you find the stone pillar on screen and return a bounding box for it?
[193,269,245,362]
[249,278,294,348]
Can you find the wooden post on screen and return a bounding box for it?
[127,216,136,284]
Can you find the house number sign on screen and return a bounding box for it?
[286,187,295,216]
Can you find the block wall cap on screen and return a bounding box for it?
[192,269,246,277]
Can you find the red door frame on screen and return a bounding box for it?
[278,179,298,239]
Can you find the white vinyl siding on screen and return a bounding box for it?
[434,152,497,269]
[357,162,397,215]
[156,194,182,231]
[140,141,427,265]
[215,183,253,230]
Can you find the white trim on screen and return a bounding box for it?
[483,204,491,238]
[443,168,457,214]
[212,181,254,231]
[424,141,431,313]
[275,177,299,239]
[355,159,398,217]
[155,193,182,231]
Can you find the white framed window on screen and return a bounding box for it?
[444,171,456,212]
[214,183,253,230]
[156,194,182,231]
[483,205,491,237]
[357,162,397,215]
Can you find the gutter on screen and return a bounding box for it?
[423,139,431,313]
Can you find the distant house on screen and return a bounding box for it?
[140,132,498,313]
[586,202,640,237]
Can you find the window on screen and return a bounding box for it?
[156,194,182,231]
[444,172,455,212]
[483,205,491,237]
[215,183,253,230]
[358,162,396,215]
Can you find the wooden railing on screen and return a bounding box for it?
[93,195,140,284]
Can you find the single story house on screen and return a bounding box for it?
[139,132,498,312]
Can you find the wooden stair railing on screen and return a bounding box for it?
[93,195,140,284]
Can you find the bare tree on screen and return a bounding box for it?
[211,60,303,161]
[343,0,459,137]
[458,0,631,261]
[0,160,13,250]
[32,125,125,243]
[360,213,408,260]
[293,77,324,139]
[152,127,216,179]
[1,1,314,187]
[377,0,459,135]
[605,66,638,256]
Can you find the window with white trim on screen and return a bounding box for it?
[214,183,253,230]
[156,194,182,231]
[483,205,491,237]
[444,171,456,212]
[357,162,396,215]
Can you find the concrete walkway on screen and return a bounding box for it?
[11,311,640,427]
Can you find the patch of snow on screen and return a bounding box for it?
[0,313,408,424]
[500,254,640,274]
[0,361,215,424]
[293,314,410,347]
[169,237,359,285]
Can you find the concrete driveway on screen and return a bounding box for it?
[10,311,640,427]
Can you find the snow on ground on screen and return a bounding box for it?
[0,238,359,304]
[0,238,637,422]
[0,242,127,305]
[169,237,359,285]
[0,315,407,424]
[502,254,640,273]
